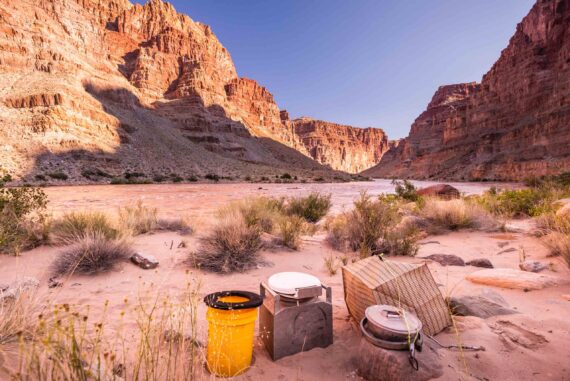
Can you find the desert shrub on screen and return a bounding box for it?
[152,174,167,183]
[325,193,400,257]
[118,201,157,235]
[0,288,42,345]
[541,232,570,267]
[187,175,198,182]
[0,186,49,255]
[276,215,305,250]
[205,174,219,182]
[280,173,292,180]
[474,187,566,218]
[393,179,419,201]
[50,211,117,245]
[34,174,47,181]
[172,176,184,183]
[157,216,193,235]
[124,171,145,179]
[419,198,491,231]
[47,171,68,181]
[221,197,284,233]
[51,234,134,276]
[313,177,325,182]
[536,212,570,235]
[193,212,262,273]
[286,192,331,223]
[379,225,420,256]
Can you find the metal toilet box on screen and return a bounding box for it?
[259,282,333,361]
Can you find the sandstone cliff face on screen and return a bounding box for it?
[291,118,389,173]
[365,0,570,181]
[0,0,335,181]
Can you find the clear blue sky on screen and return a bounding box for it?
[133,0,535,139]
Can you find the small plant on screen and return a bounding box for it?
[323,253,340,276]
[82,168,112,179]
[0,186,49,255]
[124,171,145,179]
[313,177,325,182]
[325,192,400,257]
[152,174,167,183]
[244,176,252,182]
[280,173,292,180]
[187,175,199,182]
[0,288,42,345]
[393,179,419,201]
[118,201,158,235]
[47,171,68,181]
[34,174,47,181]
[51,234,134,276]
[192,212,262,273]
[419,198,490,231]
[221,197,284,234]
[286,192,332,223]
[172,176,184,183]
[50,211,118,245]
[157,216,193,235]
[276,215,305,250]
[380,225,420,256]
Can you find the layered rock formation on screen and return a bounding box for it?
[365,0,570,181]
[0,0,335,181]
[291,118,389,173]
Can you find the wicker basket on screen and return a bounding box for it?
[342,256,451,336]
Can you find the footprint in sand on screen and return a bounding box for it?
[489,320,548,350]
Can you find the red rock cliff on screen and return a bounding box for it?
[0,0,332,180]
[292,118,389,173]
[365,0,570,181]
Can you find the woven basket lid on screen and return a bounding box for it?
[268,272,321,295]
[365,305,422,335]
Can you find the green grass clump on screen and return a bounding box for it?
[50,211,118,246]
[286,192,331,223]
[393,179,419,201]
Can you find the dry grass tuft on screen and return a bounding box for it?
[192,212,263,273]
[118,201,158,235]
[419,198,493,231]
[276,215,305,250]
[50,211,118,245]
[541,232,570,267]
[157,216,193,235]
[0,289,42,345]
[51,234,134,276]
[220,197,284,233]
[323,253,340,276]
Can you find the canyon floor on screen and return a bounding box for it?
[1,180,569,381]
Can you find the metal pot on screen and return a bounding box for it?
[364,304,422,341]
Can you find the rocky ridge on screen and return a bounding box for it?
[364,0,570,181]
[0,0,380,182]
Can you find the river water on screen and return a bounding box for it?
[43,179,520,218]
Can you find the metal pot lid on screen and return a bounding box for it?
[267,272,321,295]
[365,305,422,335]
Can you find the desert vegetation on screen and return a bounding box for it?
[9,281,204,380]
[0,186,49,255]
[324,192,417,257]
[418,198,494,232]
[50,211,118,245]
[51,234,134,276]
[193,193,330,272]
[118,201,158,235]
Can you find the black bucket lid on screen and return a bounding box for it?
[204,290,263,310]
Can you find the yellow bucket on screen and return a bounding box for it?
[204,291,263,377]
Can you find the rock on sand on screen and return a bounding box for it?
[466,268,561,290]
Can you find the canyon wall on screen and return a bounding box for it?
[292,118,389,173]
[0,0,336,181]
[365,0,570,181]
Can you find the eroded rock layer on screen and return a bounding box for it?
[365,0,570,181]
[292,118,389,173]
[0,0,335,181]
